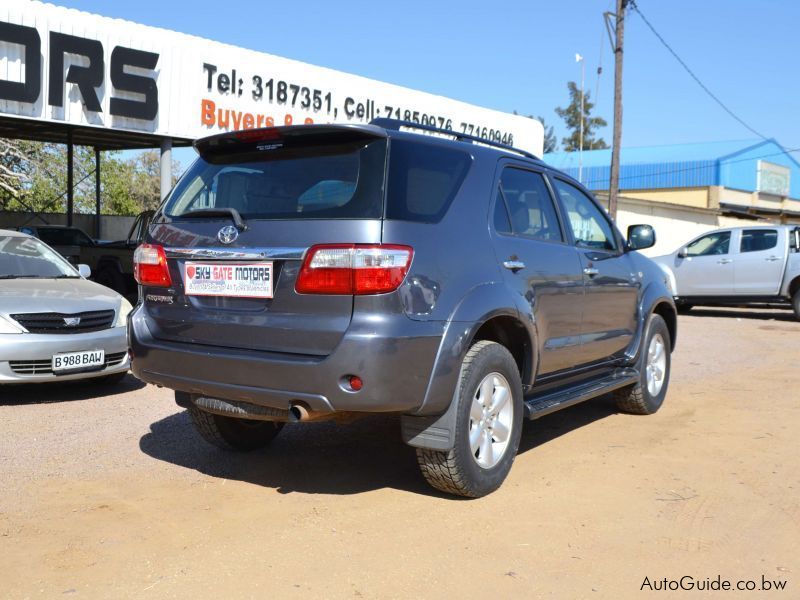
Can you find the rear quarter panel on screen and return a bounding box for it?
[382,150,529,415]
[382,151,505,322]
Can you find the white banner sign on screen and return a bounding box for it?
[0,1,543,155]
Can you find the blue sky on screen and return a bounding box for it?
[59,0,800,168]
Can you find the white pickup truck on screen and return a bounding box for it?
[652,225,800,319]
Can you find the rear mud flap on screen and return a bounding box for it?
[400,389,459,451]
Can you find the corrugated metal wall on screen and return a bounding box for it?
[563,159,719,191]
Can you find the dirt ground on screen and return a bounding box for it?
[1,308,797,599]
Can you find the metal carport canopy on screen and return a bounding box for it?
[0,114,191,234]
[0,115,191,151]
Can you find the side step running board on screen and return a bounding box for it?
[524,369,639,420]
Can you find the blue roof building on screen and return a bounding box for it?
[545,139,800,222]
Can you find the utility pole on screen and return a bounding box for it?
[576,53,585,184]
[607,0,628,219]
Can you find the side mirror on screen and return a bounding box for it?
[627,224,656,251]
[78,264,91,278]
[677,247,689,259]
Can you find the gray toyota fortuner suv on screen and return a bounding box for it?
[129,120,676,497]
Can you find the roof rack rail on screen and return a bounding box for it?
[369,118,540,161]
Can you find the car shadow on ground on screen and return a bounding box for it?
[0,373,144,405]
[685,307,796,322]
[139,395,619,497]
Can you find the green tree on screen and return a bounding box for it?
[513,111,558,154]
[537,116,558,154]
[554,81,608,151]
[127,150,180,212]
[0,140,179,216]
[101,158,140,216]
[0,138,34,199]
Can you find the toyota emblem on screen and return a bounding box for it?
[217,225,239,244]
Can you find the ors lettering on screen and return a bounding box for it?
[0,21,159,120]
[109,46,159,120]
[48,32,104,111]
[0,22,40,103]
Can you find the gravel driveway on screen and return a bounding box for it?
[1,308,797,598]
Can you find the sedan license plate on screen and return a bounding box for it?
[183,262,273,298]
[52,349,105,372]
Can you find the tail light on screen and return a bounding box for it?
[296,244,413,295]
[133,244,172,287]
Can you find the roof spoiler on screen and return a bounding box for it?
[193,124,388,160]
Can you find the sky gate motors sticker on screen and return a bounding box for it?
[183,262,273,298]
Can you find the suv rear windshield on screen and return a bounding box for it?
[162,134,471,222]
[163,138,387,220]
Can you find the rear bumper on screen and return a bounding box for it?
[129,305,444,414]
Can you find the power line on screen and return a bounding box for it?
[629,0,770,141]
[593,13,606,110]
[594,0,616,109]
[578,145,800,188]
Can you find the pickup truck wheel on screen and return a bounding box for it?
[188,407,283,451]
[792,290,800,321]
[416,340,523,498]
[615,314,671,415]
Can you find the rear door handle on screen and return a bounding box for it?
[583,267,599,277]
[717,258,733,264]
[765,256,781,262]
[503,260,526,271]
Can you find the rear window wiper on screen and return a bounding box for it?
[178,207,248,231]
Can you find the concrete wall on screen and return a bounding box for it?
[0,212,136,241]
[613,197,720,257]
[618,187,710,209]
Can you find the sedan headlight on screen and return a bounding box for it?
[0,315,23,334]
[115,298,134,327]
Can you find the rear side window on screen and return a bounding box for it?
[37,228,93,247]
[493,187,512,234]
[498,168,563,242]
[163,139,387,219]
[385,140,471,223]
[740,229,777,253]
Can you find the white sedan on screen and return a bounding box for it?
[0,229,131,384]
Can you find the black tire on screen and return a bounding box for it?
[614,314,671,415]
[188,406,283,451]
[416,340,523,498]
[91,372,127,385]
[792,290,800,321]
